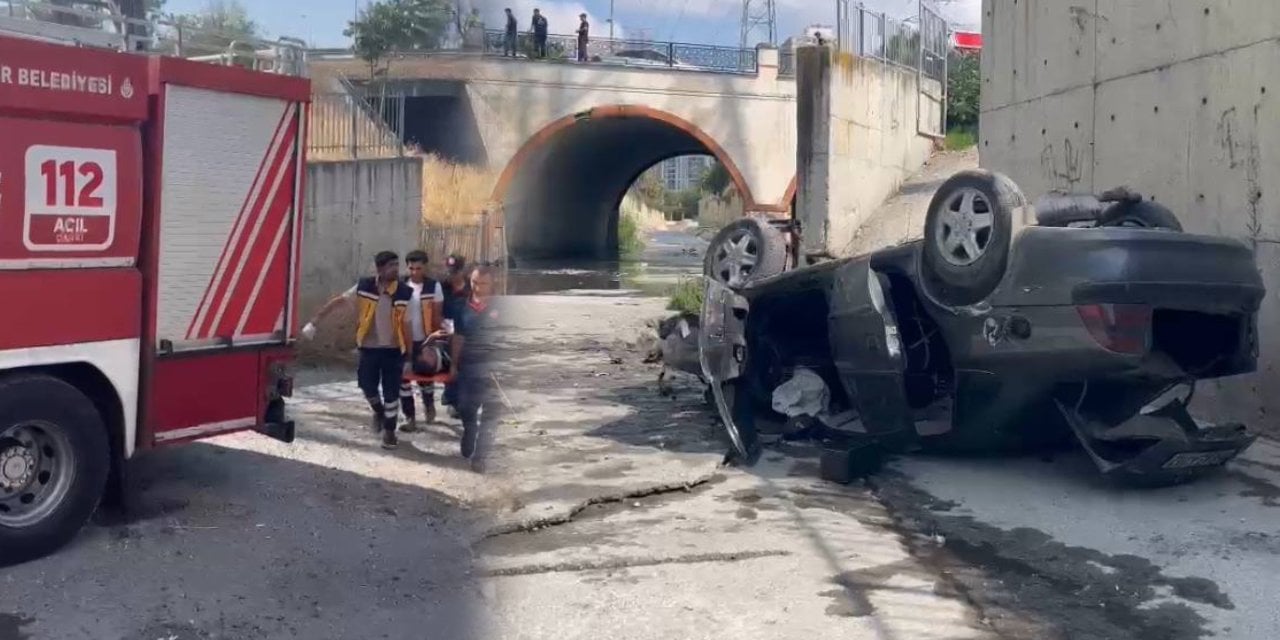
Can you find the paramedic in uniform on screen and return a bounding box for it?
[303,251,412,450]
[400,250,444,432]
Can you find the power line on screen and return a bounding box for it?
[739,0,776,50]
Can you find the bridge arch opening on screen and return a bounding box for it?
[493,106,756,261]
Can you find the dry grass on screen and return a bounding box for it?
[420,154,499,227]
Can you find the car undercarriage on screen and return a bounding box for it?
[699,170,1265,486]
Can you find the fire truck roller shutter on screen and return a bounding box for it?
[153,85,300,352]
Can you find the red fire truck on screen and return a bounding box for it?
[0,30,309,564]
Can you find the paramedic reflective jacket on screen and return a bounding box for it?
[353,276,412,352]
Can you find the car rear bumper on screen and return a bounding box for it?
[1055,392,1257,483]
[996,226,1264,313]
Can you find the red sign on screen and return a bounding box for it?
[0,116,140,264]
[0,35,148,123]
[953,31,982,50]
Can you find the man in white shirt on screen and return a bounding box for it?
[400,250,445,432]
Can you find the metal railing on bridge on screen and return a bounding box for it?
[308,29,760,76]
[479,29,759,74]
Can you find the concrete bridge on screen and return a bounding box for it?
[311,38,944,261]
[314,49,797,260]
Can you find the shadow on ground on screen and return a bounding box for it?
[2,441,488,640]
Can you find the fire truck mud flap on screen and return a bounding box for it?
[1054,390,1257,486]
[699,278,760,465]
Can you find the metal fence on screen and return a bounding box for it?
[420,211,510,292]
[836,0,928,70]
[779,48,795,77]
[308,83,408,160]
[2,0,307,75]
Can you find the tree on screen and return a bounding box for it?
[163,0,262,57]
[946,50,980,132]
[345,0,453,74]
[633,166,668,210]
[700,160,731,196]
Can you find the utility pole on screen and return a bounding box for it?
[608,0,615,41]
[739,0,777,50]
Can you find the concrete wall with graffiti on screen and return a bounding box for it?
[978,0,1280,426]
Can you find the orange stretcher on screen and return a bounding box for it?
[403,372,454,385]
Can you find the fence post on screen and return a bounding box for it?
[396,94,406,157]
[349,96,359,159]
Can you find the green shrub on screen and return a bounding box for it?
[945,128,977,150]
[619,210,645,257]
[667,276,704,315]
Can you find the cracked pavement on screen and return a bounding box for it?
[470,294,994,640]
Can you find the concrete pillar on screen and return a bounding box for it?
[756,44,779,82]
[793,44,936,261]
[795,45,833,260]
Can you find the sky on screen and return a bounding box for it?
[164,0,981,49]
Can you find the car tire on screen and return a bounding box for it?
[704,217,787,288]
[1098,200,1183,231]
[920,170,1026,306]
[0,375,110,567]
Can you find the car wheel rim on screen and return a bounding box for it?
[0,421,77,529]
[935,187,995,267]
[713,229,759,286]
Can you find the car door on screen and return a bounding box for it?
[699,277,759,463]
[827,261,915,437]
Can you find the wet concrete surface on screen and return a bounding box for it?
[883,440,1280,640]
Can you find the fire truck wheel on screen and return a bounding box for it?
[0,375,110,567]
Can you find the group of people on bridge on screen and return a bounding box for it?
[499,7,592,63]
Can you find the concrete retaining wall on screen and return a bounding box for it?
[978,0,1280,429]
[299,157,424,356]
[796,46,939,258]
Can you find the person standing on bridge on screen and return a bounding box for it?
[531,8,548,58]
[576,13,589,62]
[503,8,518,57]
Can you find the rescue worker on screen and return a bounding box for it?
[399,250,444,433]
[303,251,412,450]
[443,265,502,472]
[440,254,471,415]
[531,8,548,59]
[503,7,518,57]
[576,13,589,62]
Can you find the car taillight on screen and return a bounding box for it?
[1076,304,1153,354]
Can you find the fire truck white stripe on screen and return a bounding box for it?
[188,102,295,338]
[0,338,140,458]
[233,193,293,335]
[154,417,257,443]
[206,109,297,336]
[0,257,135,269]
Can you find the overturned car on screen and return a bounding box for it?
[699,170,1265,486]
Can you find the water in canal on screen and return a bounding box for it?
[506,224,707,297]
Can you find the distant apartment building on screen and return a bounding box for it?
[658,155,713,191]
